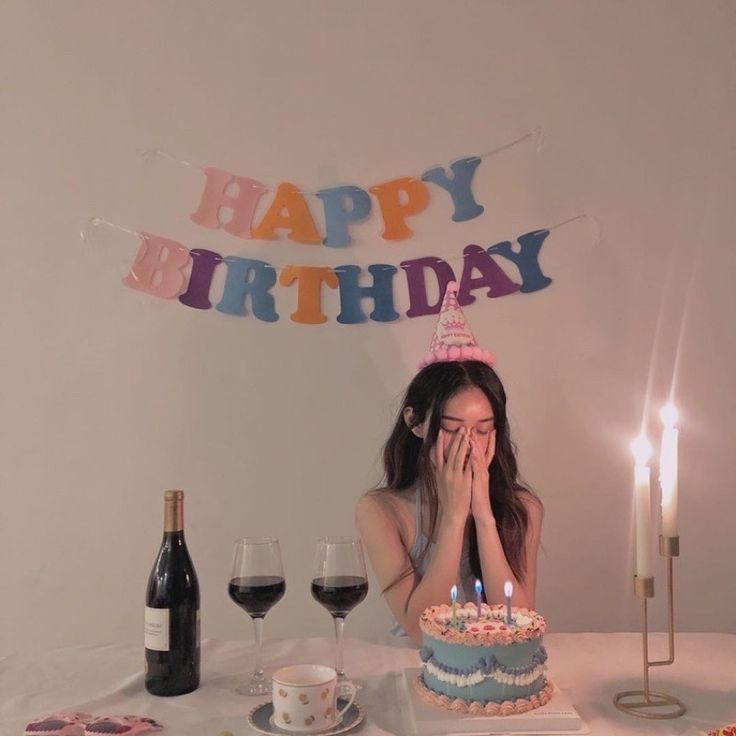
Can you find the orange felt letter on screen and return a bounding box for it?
[369,177,429,240]
[251,183,322,244]
[279,265,338,324]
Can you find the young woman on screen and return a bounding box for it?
[356,359,542,645]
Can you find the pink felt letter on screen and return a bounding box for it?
[122,233,192,298]
[190,167,267,239]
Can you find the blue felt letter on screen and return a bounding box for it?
[334,264,399,323]
[421,157,484,222]
[316,186,372,247]
[216,257,278,322]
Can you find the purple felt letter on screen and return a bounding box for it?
[400,256,457,318]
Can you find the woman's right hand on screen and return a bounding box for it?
[433,427,472,524]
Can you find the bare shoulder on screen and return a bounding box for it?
[357,488,395,512]
[357,488,412,516]
[517,488,543,515]
[356,489,414,547]
[517,489,543,532]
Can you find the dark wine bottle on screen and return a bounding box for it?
[145,490,200,696]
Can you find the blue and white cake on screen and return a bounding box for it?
[415,603,553,715]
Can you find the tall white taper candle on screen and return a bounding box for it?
[631,434,653,578]
[659,404,679,538]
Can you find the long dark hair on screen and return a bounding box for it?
[380,360,538,592]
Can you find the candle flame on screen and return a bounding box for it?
[630,434,652,466]
[475,579,483,594]
[504,580,513,597]
[660,403,678,428]
[450,584,457,602]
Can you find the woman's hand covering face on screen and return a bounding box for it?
[470,429,496,521]
[433,427,473,522]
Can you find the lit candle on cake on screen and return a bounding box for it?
[504,580,513,624]
[659,404,679,538]
[631,433,653,578]
[475,579,483,619]
[450,584,458,626]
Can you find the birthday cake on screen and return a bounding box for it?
[415,602,553,715]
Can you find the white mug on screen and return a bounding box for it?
[271,664,356,733]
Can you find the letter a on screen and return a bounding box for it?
[251,183,322,244]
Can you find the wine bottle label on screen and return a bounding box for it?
[144,606,170,651]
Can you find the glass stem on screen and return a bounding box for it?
[333,616,345,678]
[252,616,264,678]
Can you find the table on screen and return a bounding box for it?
[1,634,734,735]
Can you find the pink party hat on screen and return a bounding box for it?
[417,281,496,369]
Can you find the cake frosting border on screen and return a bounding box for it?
[413,672,554,715]
[419,603,546,646]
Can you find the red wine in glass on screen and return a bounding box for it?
[229,576,286,618]
[229,538,285,696]
[311,538,368,684]
[310,576,368,618]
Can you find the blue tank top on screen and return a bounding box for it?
[390,493,477,637]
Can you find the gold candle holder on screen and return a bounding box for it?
[613,535,686,719]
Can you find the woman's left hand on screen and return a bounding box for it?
[470,430,496,521]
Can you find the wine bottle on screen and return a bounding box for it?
[145,490,200,696]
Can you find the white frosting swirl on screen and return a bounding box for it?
[424,661,546,688]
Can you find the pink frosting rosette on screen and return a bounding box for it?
[414,675,554,717]
[84,716,162,735]
[25,713,92,736]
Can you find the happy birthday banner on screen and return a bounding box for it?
[91,129,571,324]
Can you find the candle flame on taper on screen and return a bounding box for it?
[630,434,652,467]
[660,403,678,428]
[504,580,513,597]
[475,579,482,594]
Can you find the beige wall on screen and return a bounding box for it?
[1,0,734,655]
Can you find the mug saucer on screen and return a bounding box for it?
[248,699,364,736]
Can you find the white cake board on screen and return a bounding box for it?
[400,669,589,735]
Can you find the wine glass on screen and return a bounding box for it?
[311,537,368,685]
[228,537,285,696]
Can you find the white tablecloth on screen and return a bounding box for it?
[1,634,734,736]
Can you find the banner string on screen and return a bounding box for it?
[80,217,139,243]
[476,127,543,159]
[80,210,597,273]
[138,127,544,196]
